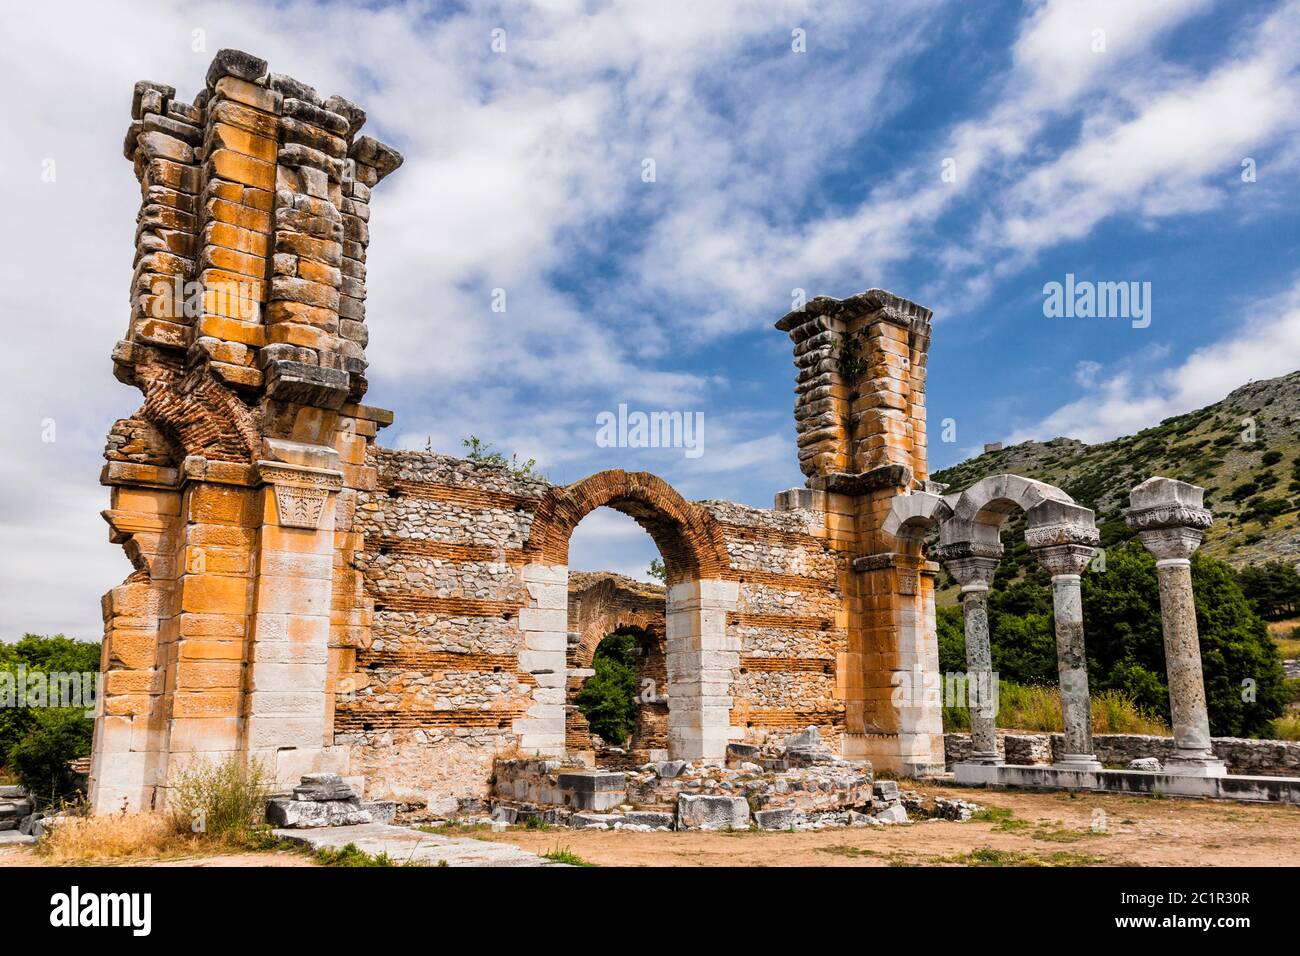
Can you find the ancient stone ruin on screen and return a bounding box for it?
[89,50,1296,817]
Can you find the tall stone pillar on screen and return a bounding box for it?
[932,542,1002,764]
[91,49,402,811]
[1126,477,1226,776]
[775,290,941,775]
[1026,500,1101,770]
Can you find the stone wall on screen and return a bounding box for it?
[944,732,1300,777]
[90,52,951,814]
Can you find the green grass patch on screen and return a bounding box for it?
[542,845,594,866]
[312,842,419,867]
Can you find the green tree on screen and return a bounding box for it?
[646,558,667,584]
[1236,561,1300,620]
[1,634,101,803]
[575,631,639,745]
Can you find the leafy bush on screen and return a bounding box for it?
[8,708,94,805]
[1,635,100,805]
[575,632,639,745]
[167,756,270,843]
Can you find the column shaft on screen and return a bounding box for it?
[1155,559,1215,759]
[1050,574,1098,767]
[961,586,999,763]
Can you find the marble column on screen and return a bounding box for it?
[933,542,1003,765]
[1026,501,1101,770]
[1127,477,1226,776]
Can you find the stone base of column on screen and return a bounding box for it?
[1054,753,1103,771]
[1164,754,1228,777]
[960,751,1004,767]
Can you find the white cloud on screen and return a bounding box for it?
[1007,276,1300,445]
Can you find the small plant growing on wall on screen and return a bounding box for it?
[461,435,540,479]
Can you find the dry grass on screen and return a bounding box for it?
[944,683,1169,736]
[1268,715,1300,741]
[35,812,193,863]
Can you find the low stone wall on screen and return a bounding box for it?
[944,733,1300,777]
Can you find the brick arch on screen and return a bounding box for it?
[527,470,728,585]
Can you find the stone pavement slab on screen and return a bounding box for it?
[272,823,564,866]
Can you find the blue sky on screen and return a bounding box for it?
[3,0,1299,638]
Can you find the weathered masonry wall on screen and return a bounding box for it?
[91,49,402,813]
[91,51,948,814]
[332,450,864,805]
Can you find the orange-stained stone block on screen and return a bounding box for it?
[196,313,266,348]
[188,484,257,526]
[112,486,181,517]
[171,690,241,718]
[264,321,336,351]
[213,76,282,115]
[108,629,159,670]
[177,660,243,689]
[104,694,153,716]
[207,122,277,163]
[180,574,249,615]
[208,148,276,191]
[105,670,164,695]
[177,639,245,661]
[204,220,270,258]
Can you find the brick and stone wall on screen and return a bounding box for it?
[90,52,951,815]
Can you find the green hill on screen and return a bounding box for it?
[931,369,1300,600]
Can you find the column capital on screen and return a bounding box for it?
[932,541,1002,590]
[1025,499,1098,577]
[1126,476,1212,561]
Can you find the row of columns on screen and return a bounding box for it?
[935,477,1224,777]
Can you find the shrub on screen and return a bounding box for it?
[167,756,270,843]
[8,708,93,806]
[1267,715,1300,741]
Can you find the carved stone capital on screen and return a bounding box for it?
[932,541,1003,590]
[256,460,344,530]
[1136,525,1206,564]
[1031,541,1096,577]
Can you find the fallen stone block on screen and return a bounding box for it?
[361,801,396,825]
[677,794,750,831]
[754,808,794,831]
[621,810,674,830]
[1129,757,1162,772]
[872,803,909,824]
[571,813,620,830]
[873,780,900,801]
[266,797,372,829]
[726,743,760,768]
[490,805,517,824]
[657,760,689,778]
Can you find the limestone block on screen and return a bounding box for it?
[677,794,750,831]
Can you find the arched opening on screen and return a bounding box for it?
[517,470,738,763]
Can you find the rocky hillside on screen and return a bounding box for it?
[933,369,1300,572]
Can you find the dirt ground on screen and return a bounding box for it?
[2,784,1297,867]
[486,784,1300,867]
